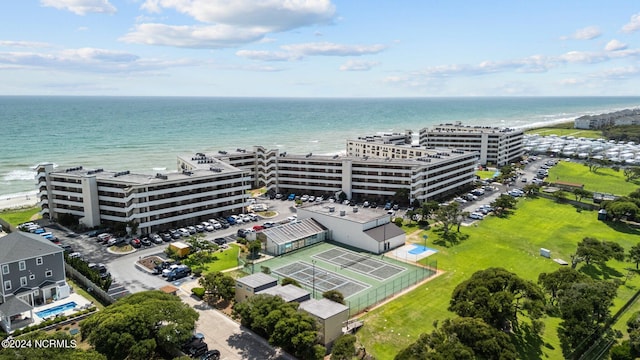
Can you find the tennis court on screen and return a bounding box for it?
[313,247,406,281]
[272,261,370,298]
[246,242,437,314]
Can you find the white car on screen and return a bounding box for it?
[231,215,244,224]
[301,195,310,202]
[178,228,191,237]
[469,212,484,220]
[308,196,315,202]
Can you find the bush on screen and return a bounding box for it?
[192,287,206,298]
[393,218,404,226]
[192,268,203,277]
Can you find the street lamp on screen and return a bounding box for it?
[312,260,316,298]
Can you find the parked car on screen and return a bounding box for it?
[150,233,163,244]
[59,244,73,253]
[237,229,248,238]
[226,216,237,225]
[179,228,191,237]
[167,265,191,281]
[130,238,142,248]
[308,196,315,202]
[140,237,152,246]
[200,350,221,360]
[469,212,485,220]
[253,225,265,231]
[247,213,258,221]
[263,221,276,228]
[160,233,172,242]
[287,193,296,201]
[213,238,226,245]
[300,194,309,202]
[187,226,197,234]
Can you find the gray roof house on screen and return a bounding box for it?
[0,231,70,333]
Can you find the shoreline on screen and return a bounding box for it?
[0,191,38,212]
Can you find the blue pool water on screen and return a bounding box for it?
[36,301,77,318]
[408,245,438,255]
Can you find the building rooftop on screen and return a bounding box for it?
[0,231,63,264]
[261,218,327,246]
[364,223,405,243]
[298,203,389,224]
[424,123,522,134]
[236,272,278,289]
[256,284,310,303]
[298,298,349,319]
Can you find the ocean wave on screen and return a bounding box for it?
[152,167,167,171]
[3,169,36,181]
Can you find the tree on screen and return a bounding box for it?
[573,188,592,202]
[449,268,545,330]
[248,239,262,260]
[585,157,608,173]
[393,188,410,206]
[81,290,199,360]
[624,167,640,182]
[557,280,618,356]
[490,194,517,217]
[395,317,517,360]
[331,334,356,360]
[552,189,566,203]
[626,311,640,356]
[605,199,640,221]
[420,200,440,220]
[572,237,625,268]
[629,244,640,269]
[0,331,106,360]
[433,202,465,236]
[522,183,540,196]
[282,277,301,287]
[538,267,588,307]
[198,271,236,304]
[232,294,324,360]
[322,289,345,304]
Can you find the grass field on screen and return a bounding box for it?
[548,161,640,196]
[0,206,40,227]
[357,197,640,359]
[475,170,496,179]
[202,244,241,273]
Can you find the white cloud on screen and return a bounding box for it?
[120,23,267,48]
[141,0,335,31]
[236,50,300,61]
[560,26,601,40]
[40,0,116,15]
[339,60,379,71]
[281,42,386,56]
[0,40,52,48]
[0,47,195,74]
[131,1,336,49]
[559,78,584,86]
[593,66,640,80]
[605,39,627,52]
[622,13,640,33]
[558,50,607,64]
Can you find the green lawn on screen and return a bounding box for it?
[548,161,640,196]
[357,197,640,359]
[475,170,496,179]
[201,244,241,273]
[0,206,41,227]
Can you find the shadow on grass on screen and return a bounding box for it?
[602,220,640,236]
[511,321,544,360]
[431,229,469,247]
[579,263,623,280]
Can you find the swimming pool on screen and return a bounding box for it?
[408,245,438,255]
[36,301,77,318]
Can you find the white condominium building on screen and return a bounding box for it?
[418,122,524,166]
[213,147,478,203]
[36,158,251,234]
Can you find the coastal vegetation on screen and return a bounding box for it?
[357,197,640,359]
[0,206,40,227]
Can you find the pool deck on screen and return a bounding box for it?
[32,293,93,324]
[387,243,437,263]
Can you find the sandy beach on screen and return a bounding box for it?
[0,193,38,211]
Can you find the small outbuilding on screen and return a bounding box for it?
[298,298,350,348]
[168,241,190,257]
[235,273,278,303]
[598,209,608,221]
[257,284,311,303]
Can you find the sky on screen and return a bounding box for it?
[2,0,640,97]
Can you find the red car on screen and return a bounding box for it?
[253,225,265,231]
[130,238,141,248]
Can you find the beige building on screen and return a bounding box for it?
[235,272,278,303]
[298,298,350,347]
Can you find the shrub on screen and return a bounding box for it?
[192,287,206,298]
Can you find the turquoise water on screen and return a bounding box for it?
[2,96,640,196]
[409,245,438,255]
[35,301,77,318]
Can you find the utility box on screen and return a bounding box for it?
[169,241,191,258]
[597,209,608,221]
[540,248,551,258]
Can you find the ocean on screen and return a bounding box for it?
[2,96,640,198]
